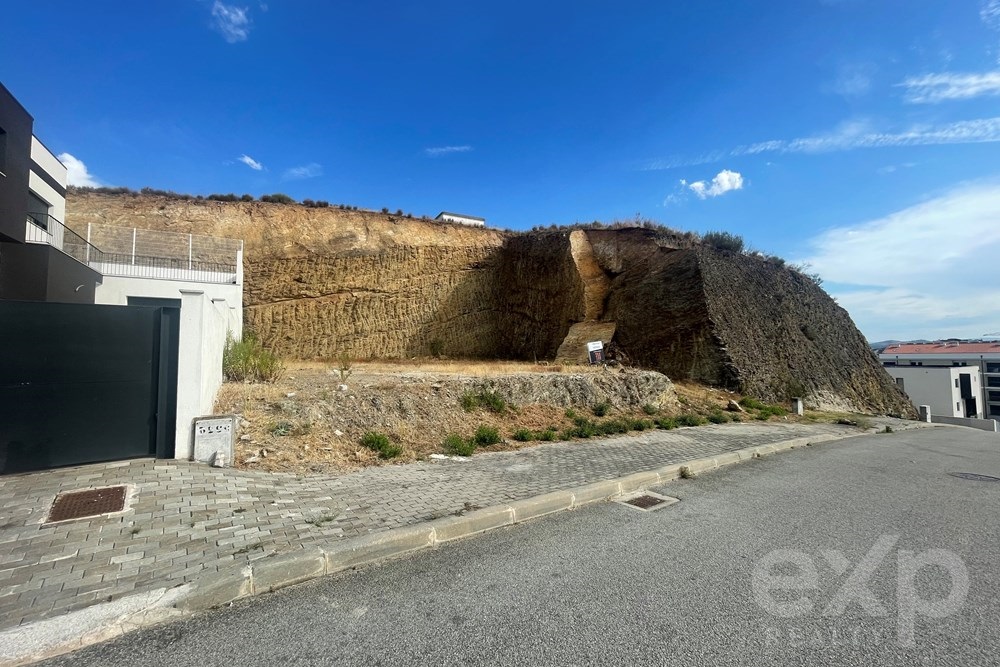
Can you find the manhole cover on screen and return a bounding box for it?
[616,492,679,512]
[47,486,127,523]
[948,472,1000,483]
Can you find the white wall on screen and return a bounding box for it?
[439,213,485,227]
[29,136,66,223]
[885,366,981,418]
[94,275,242,459]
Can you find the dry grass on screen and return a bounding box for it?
[672,381,739,412]
[287,358,571,376]
[216,363,829,476]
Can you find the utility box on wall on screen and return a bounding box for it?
[192,415,235,466]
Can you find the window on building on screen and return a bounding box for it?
[27,191,51,231]
[987,363,1000,374]
[957,402,961,412]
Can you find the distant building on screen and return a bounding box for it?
[435,211,486,227]
[879,342,1000,421]
[883,366,981,419]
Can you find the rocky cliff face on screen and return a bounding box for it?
[586,228,908,414]
[66,192,913,415]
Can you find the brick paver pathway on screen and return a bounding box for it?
[0,420,894,629]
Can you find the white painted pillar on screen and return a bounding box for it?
[175,289,206,459]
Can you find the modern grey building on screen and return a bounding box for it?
[0,82,102,303]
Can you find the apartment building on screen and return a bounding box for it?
[879,342,1000,421]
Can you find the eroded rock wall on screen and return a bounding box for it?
[67,193,510,359]
[696,249,911,414]
[585,228,912,415]
[66,192,912,414]
[492,233,585,360]
[589,230,737,387]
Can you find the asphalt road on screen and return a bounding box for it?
[40,427,1000,666]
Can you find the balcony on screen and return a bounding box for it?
[26,212,99,267]
[25,215,242,285]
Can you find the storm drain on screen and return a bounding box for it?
[948,472,1000,483]
[616,491,679,512]
[46,485,128,523]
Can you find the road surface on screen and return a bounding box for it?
[41,427,1000,666]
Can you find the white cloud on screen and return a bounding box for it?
[982,0,1000,63]
[57,153,101,187]
[643,116,1000,170]
[425,145,473,157]
[877,162,917,175]
[687,170,744,199]
[797,181,1000,339]
[211,1,251,43]
[899,71,1000,103]
[825,63,876,98]
[238,154,264,171]
[283,163,322,180]
[983,0,1000,32]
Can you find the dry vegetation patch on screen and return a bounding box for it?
[215,361,827,475]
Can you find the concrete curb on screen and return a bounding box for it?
[2,423,934,665]
[151,431,878,612]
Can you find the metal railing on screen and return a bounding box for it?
[90,252,238,283]
[25,214,239,284]
[26,213,103,268]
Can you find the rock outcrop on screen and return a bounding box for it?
[66,192,913,415]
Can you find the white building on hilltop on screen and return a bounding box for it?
[435,211,486,227]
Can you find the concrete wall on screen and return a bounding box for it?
[0,243,99,303]
[94,275,242,459]
[930,415,999,432]
[885,366,974,418]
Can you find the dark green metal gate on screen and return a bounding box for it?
[0,301,179,474]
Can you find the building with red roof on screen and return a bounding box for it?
[879,341,1000,421]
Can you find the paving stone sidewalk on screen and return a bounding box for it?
[0,419,910,631]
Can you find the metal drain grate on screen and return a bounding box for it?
[47,486,127,523]
[616,491,680,512]
[625,495,667,509]
[948,472,1000,483]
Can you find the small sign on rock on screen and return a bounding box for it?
[586,340,605,365]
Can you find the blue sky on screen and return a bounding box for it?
[4,1,1000,341]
